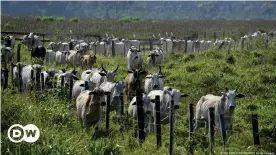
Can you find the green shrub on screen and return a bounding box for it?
[34,16,42,21]
[119,17,140,23]
[70,17,79,22]
[41,16,54,22]
[55,17,65,22]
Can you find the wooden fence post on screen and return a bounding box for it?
[214,32,217,42]
[17,63,22,93]
[105,92,111,133]
[40,72,44,90]
[2,68,9,89]
[149,38,153,51]
[17,44,21,62]
[169,99,175,155]
[84,81,89,90]
[219,114,226,149]
[68,76,73,100]
[60,76,65,97]
[208,107,215,155]
[36,71,41,91]
[155,95,161,149]
[112,41,115,57]
[143,44,145,56]
[120,92,124,116]
[252,114,260,145]
[136,88,145,144]
[10,63,14,90]
[188,104,194,154]
[30,70,34,95]
[42,34,45,46]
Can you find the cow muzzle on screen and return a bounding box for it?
[229,106,235,110]
[146,110,151,115]
[153,85,158,89]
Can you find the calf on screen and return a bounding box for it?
[72,80,94,99]
[124,68,146,102]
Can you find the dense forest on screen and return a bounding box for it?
[2,1,276,20]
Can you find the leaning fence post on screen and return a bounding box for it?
[219,114,226,149]
[136,88,145,144]
[251,114,260,145]
[40,73,44,90]
[17,44,21,62]
[184,38,188,53]
[155,95,161,149]
[169,99,175,155]
[105,92,111,133]
[208,107,215,155]
[214,32,217,42]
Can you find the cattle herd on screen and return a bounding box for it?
[1,30,275,139]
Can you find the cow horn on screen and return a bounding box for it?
[113,64,119,73]
[158,65,162,74]
[101,63,107,73]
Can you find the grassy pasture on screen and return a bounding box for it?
[1,37,276,155]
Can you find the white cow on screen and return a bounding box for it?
[1,46,13,64]
[186,40,194,52]
[21,64,43,91]
[106,41,125,57]
[76,89,107,138]
[127,46,143,71]
[144,66,165,94]
[128,93,153,132]
[55,69,79,90]
[12,62,26,88]
[147,89,188,130]
[195,89,245,133]
[100,81,124,117]
[3,35,15,49]
[160,38,173,53]
[21,33,41,50]
[147,48,164,66]
[74,42,89,55]
[123,39,140,52]
[67,50,82,67]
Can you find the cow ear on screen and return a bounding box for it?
[80,56,84,59]
[236,94,245,98]
[159,75,166,78]
[150,99,155,103]
[86,71,91,74]
[79,84,85,87]
[46,70,50,74]
[145,75,152,78]
[155,54,159,56]
[98,72,106,76]
[131,101,136,105]
[137,50,141,52]
[181,93,189,97]
[88,91,96,95]
[127,70,133,73]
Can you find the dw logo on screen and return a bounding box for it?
[7,124,40,143]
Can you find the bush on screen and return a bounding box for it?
[70,17,79,22]
[34,16,42,21]
[41,16,54,22]
[55,17,65,22]
[119,17,140,23]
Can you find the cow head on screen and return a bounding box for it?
[128,68,146,89]
[129,46,141,60]
[90,54,97,64]
[167,88,189,109]
[45,69,56,88]
[145,66,166,90]
[101,63,119,82]
[131,93,153,119]
[221,88,245,111]
[88,88,107,107]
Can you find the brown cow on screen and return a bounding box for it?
[80,54,96,69]
[124,68,146,102]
